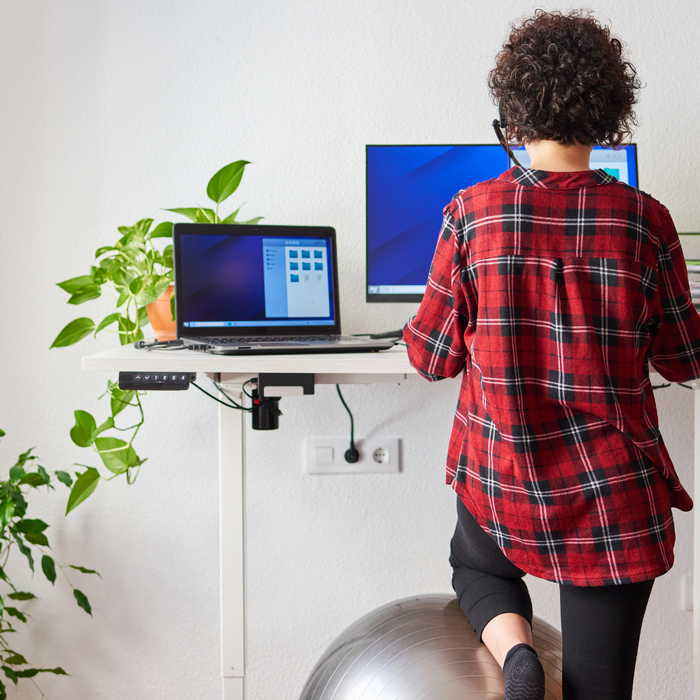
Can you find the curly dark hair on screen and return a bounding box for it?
[488,10,641,147]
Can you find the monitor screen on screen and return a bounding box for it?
[173,224,339,336]
[366,143,639,303]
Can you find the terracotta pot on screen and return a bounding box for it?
[146,285,177,340]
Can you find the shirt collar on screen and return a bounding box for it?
[500,166,618,189]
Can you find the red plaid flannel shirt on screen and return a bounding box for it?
[404,166,700,585]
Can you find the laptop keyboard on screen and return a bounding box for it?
[196,335,358,345]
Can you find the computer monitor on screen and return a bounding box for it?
[366,143,638,303]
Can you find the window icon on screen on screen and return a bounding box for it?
[289,250,298,259]
[290,262,299,270]
[314,250,323,259]
[302,262,311,271]
[290,274,299,283]
[301,250,311,259]
[315,262,323,271]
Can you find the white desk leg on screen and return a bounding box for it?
[219,391,245,700]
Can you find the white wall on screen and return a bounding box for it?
[1,0,699,698]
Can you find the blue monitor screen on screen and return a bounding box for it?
[366,143,638,302]
[176,232,336,328]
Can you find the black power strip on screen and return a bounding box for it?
[118,371,195,391]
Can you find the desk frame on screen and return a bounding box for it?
[83,347,412,699]
[83,347,699,699]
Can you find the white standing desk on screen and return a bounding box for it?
[82,345,416,700]
[82,346,700,699]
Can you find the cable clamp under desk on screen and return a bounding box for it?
[257,373,315,398]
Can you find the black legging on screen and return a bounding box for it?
[450,497,654,700]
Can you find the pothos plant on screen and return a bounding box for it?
[50,161,261,513]
[0,429,98,699]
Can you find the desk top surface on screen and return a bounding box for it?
[82,343,416,376]
[82,344,683,388]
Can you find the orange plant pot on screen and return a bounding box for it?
[146,285,177,340]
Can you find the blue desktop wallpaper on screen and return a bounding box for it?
[177,233,335,324]
[179,234,267,322]
[366,145,509,288]
[366,144,638,295]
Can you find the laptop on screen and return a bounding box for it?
[173,223,396,355]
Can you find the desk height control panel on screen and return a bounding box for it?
[118,371,195,391]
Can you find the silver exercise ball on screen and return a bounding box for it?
[299,594,562,700]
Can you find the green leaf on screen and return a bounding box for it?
[1,667,16,685]
[220,205,242,224]
[0,429,4,438]
[14,448,35,468]
[207,160,249,204]
[37,465,51,486]
[68,565,101,578]
[11,533,33,572]
[12,667,67,678]
[95,245,115,258]
[73,589,92,615]
[4,609,26,624]
[65,468,100,514]
[0,676,7,698]
[236,216,264,226]
[94,437,137,475]
[24,532,49,547]
[116,288,130,307]
[0,501,15,528]
[24,532,51,547]
[163,207,200,222]
[7,593,35,602]
[41,555,56,585]
[134,218,154,237]
[95,417,114,438]
[95,312,122,335]
[136,277,170,304]
[15,520,48,535]
[8,465,24,483]
[118,315,139,345]
[70,410,97,448]
[148,221,173,239]
[162,245,173,269]
[194,208,216,223]
[10,491,27,518]
[128,277,144,295]
[57,275,93,294]
[135,278,170,307]
[67,285,101,305]
[50,318,96,348]
[13,669,38,678]
[3,654,27,665]
[110,388,134,418]
[17,474,44,487]
[55,471,73,488]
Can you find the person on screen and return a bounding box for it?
[403,9,700,700]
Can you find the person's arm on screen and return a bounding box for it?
[648,210,700,382]
[403,209,472,380]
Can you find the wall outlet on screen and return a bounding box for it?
[305,438,400,474]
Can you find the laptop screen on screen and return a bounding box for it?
[173,224,340,336]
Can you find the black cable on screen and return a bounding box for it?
[336,385,359,463]
[191,381,251,411]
